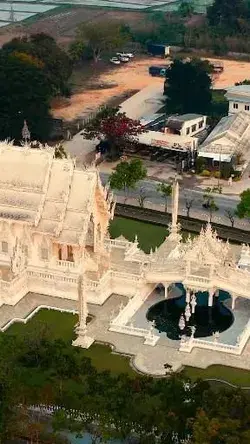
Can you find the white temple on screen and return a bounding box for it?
[0,142,250,356]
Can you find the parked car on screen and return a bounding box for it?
[117,52,134,59]
[118,55,130,62]
[110,57,121,65]
[149,66,168,77]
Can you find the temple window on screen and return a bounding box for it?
[58,246,62,260]
[41,247,49,261]
[67,245,74,262]
[1,241,8,253]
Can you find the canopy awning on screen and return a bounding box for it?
[198,151,232,162]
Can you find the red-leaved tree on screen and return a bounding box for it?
[83,106,144,159]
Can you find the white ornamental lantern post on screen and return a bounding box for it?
[185,303,191,322]
[190,294,197,314]
[178,314,185,331]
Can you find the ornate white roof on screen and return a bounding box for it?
[0,142,103,245]
[181,224,231,265]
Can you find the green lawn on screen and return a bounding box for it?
[109,216,168,253]
[6,309,78,343]
[6,309,135,377]
[184,365,250,388]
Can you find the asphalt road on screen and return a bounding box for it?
[99,172,246,228]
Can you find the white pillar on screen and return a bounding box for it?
[208,289,214,307]
[232,296,236,310]
[72,274,94,349]
[165,285,168,299]
[78,275,88,332]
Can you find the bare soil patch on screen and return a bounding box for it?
[52,56,166,120]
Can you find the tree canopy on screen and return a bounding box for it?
[0,33,73,142]
[75,21,129,62]
[164,58,212,115]
[0,322,250,443]
[109,159,147,197]
[236,188,250,218]
[83,106,144,159]
[2,33,72,96]
[157,182,172,212]
[0,51,52,141]
[207,0,248,33]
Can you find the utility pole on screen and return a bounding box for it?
[9,4,15,22]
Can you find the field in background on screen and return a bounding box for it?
[0,0,213,29]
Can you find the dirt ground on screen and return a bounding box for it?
[52,56,250,121]
[1,6,250,122]
[52,57,165,120]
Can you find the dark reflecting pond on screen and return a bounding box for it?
[147,289,234,340]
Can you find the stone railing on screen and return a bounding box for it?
[109,321,159,346]
[27,269,78,284]
[111,270,141,281]
[56,260,77,269]
[185,275,211,286]
[179,319,250,355]
[111,283,155,326]
[104,237,132,250]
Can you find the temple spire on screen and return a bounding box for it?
[22,120,30,143]
[172,178,179,229]
[168,178,181,241]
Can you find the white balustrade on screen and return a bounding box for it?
[56,260,76,269]
[179,319,250,355]
[104,238,132,249]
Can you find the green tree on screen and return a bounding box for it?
[2,33,72,96]
[109,159,147,201]
[83,106,144,159]
[203,187,219,222]
[164,58,212,114]
[236,188,250,218]
[207,0,247,32]
[75,22,129,63]
[69,41,89,62]
[178,1,194,17]
[157,182,172,212]
[0,52,52,141]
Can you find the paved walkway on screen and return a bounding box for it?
[1,293,250,377]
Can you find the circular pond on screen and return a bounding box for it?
[146,289,234,340]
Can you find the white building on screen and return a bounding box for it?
[1,142,250,357]
[198,111,250,163]
[137,130,198,152]
[165,113,207,137]
[225,85,250,115]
